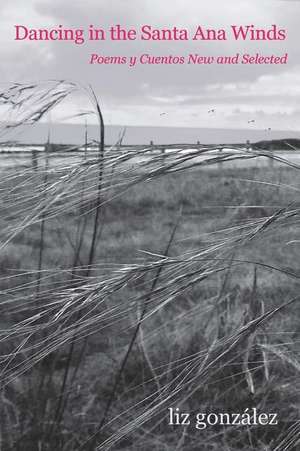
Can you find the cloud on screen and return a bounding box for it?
[0,0,299,131]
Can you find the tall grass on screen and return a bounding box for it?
[0,81,299,450]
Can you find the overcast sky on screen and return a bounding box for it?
[1,0,300,134]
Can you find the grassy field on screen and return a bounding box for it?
[0,161,299,451]
[0,81,299,451]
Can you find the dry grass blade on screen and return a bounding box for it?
[0,80,299,451]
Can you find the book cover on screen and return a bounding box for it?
[0,1,299,450]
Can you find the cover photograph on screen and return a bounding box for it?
[0,1,299,450]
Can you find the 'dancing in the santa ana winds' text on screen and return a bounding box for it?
[14,24,287,45]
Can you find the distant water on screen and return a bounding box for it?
[8,122,300,145]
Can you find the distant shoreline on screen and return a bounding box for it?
[2,123,300,146]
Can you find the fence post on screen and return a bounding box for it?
[218,148,223,170]
[31,149,38,171]
[269,143,274,168]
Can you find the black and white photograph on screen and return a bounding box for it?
[0,1,299,450]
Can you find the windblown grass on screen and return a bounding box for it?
[0,81,299,450]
